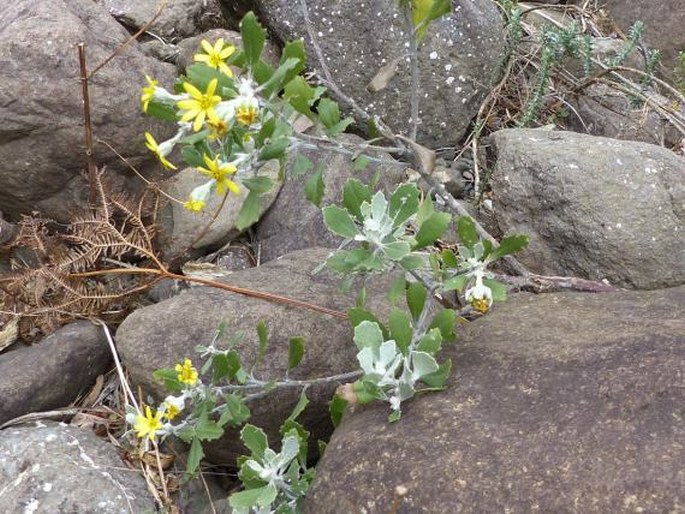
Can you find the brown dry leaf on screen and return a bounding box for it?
[141,451,175,470]
[79,374,105,408]
[395,135,436,174]
[0,317,19,353]
[366,57,401,93]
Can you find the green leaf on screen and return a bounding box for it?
[181,145,204,168]
[415,196,434,227]
[258,137,289,161]
[388,410,402,422]
[406,281,427,321]
[229,486,270,509]
[236,190,262,230]
[429,308,457,343]
[287,388,309,422]
[281,40,307,84]
[322,205,360,238]
[483,278,508,302]
[457,216,478,248]
[490,234,529,260]
[415,211,451,249]
[443,273,469,292]
[194,417,224,441]
[284,76,315,117]
[421,358,452,388]
[382,241,411,260]
[185,63,233,93]
[251,59,274,86]
[353,320,385,352]
[317,98,341,128]
[186,437,204,476]
[400,254,425,270]
[145,100,177,121]
[291,154,313,178]
[389,309,412,355]
[240,12,266,68]
[242,176,273,194]
[347,307,389,339]
[342,178,373,221]
[326,118,353,137]
[441,248,459,268]
[356,286,367,308]
[259,57,301,97]
[387,275,406,305]
[416,328,442,354]
[412,351,440,378]
[152,368,183,393]
[304,166,325,207]
[388,184,420,228]
[254,320,269,370]
[288,337,305,370]
[256,116,276,146]
[329,395,348,427]
[220,394,251,426]
[241,424,268,460]
[353,154,371,172]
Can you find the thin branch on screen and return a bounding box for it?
[402,4,421,141]
[78,43,97,205]
[298,0,334,84]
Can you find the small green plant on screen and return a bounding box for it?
[674,50,685,94]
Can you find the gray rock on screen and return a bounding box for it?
[156,160,281,261]
[116,247,397,465]
[306,286,685,513]
[244,0,504,147]
[0,321,111,426]
[0,422,155,513]
[489,128,684,289]
[256,133,406,263]
[96,0,227,42]
[0,0,177,223]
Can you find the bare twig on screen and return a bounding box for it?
[402,4,421,141]
[493,272,623,293]
[78,43,97,205]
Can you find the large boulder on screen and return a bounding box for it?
[306,286,685,513]
[489,128,684,289]
[0,0,177,222]
[0,321,111,426]
[116,247,397,464]
[0,422,156,513]
[236,0,504,147]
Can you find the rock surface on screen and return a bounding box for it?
[0,422,155,513]
[156,160,281,261]
[256,134,406,263]
[0,0,177,222]
[116,247,397,464]
[96,0,227,41]
[245,0,504,147]
[490,128,684,289]
[306,286,685,513]
[0,321,111,426]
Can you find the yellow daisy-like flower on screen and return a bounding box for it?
[134,405,163,440]
[207,119,228,140]
[194,38,236,77]
[236,105,259,127]
[197,154,240,195]
[141,75,157,113]
[175,358,199,386]
[177,78,222,132]
[183,198,206,212]
[144,132,177,170]
[470,297,491,314]
[163,402,181,421]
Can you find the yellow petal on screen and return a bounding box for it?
[200,39,214,54]
[206,78,218,96]
[183,81,202,99]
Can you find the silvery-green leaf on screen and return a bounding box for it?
[370,190,388,221]
[357,346,376,375]
[256,483,278,507]
[322,206,360,238]
[241,424,269,460]
[353,320,385,351]
[274,434,300,470]
[416,328,442,355]
[388,183,420,228]
[483,278,508,301]
[411,351,439,379]
[382,241,411,260]
[378,339,399,367]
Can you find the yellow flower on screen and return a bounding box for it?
[207,119,228,140]
[163,403,180,421]
[177,78,222,132]
[144,132,177,170]
[183,198,206,212]
[194,38,236,77]
[175,358,199,386]
[197,154,240,195]
[141,75,157,112]
[236,105,258,127]
[470,297,490,314]
[134,405,163,440]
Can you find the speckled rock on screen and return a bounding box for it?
[0,422,155,513]
[490,129,685,289]
[306,286,685,513]
[256,133,406,263]
[240,0,504,147]
[0,321,111,426]
[116,247,399,465]
[0,0,176,222]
